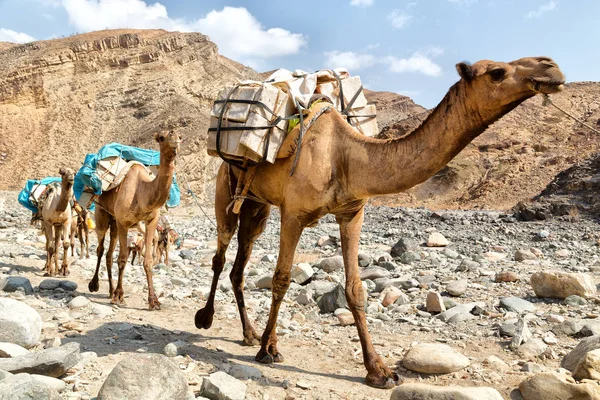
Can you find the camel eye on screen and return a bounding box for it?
[489,68,506,82]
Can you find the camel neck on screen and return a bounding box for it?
[56,181,73,213]
[350,81,530,197]
[142,148,176,211]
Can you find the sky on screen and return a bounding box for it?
[0,0,598,108]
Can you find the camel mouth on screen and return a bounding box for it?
[529,78,565,94]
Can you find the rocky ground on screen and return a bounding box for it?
[2,189,600,399]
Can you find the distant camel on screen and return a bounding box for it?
[195,57,565,388]
[41,168,75,276]
[88,130,181,310]
[70,201,90,259]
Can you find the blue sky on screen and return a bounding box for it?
[0,0,598,108]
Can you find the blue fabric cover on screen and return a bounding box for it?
[18,177,62,213]
[73,142,180,208]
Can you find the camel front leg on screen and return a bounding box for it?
[53,225,62,278]
[43,221,55,276]
[256,215,303,364]
[142,217,161,310]
[337,208,401,389]
[61,219,71,276]
[111,222,129,305]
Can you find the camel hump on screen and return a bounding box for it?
[276,101,334,160]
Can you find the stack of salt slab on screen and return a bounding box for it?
[315,70,378,137]
[207,83,295,164]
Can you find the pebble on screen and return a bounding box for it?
[427,232,449,247]
[67,296,90,309]
[446,279,468,297]
[426,291,446,313]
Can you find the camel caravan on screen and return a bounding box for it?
[17,57,565,389]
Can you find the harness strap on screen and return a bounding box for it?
[290,104,333,176]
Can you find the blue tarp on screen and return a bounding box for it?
[18,177,62,213]
[74,143,180,208]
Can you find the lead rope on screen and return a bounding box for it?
[542,94,600,135]
[177,164,218,230]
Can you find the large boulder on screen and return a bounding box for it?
[98,353,191,400]
[530,271,597,299]
[391,383,503,400]
[573,348,600,381]
[0,277,33,295]
[0,373,60,400]
[0,298,42,349]
[561,335,600,372]
[518,372,600,400]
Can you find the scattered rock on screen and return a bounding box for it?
[427,232,449,247]
[390,237,419,258]
[573,348,600,381]
[562,336,600,372]
[518,372,600,400]
[67,296,90,309]
[336,309,355,326]
[201,371,246,400]
[229,364,262,380]
[495,271,518,283]
[381,286,403,307]
[436,302,485,323]
[391,383,503,400]
[317,256,344,273]
[39,279,77,291]
[98,353,190,400]
[517,339,548,359]
[402,343,470,374]
[0,373,60,400]
[360,266,390,281]
[511,318,532,349]
[515,249,537,262]
[446,279,468,297]
[530,271,597,299]
[0,342,29,358]
[0,277,33,295]
[0,342,80,377]
[426,292,446,313]
[255,275,273,290]
[291,263,313,285]
[0,298,42,349]
[564,295,587,307]
[499,297,536,313]
[317,285,348,314]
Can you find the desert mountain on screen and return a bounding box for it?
[1,29,599,212]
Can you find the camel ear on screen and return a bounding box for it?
[456,62,474,82]
[154,132,163,143]
[59,167,65,175]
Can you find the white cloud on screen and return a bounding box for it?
[0,28,35,43]
[324,50,376,70]
[194,7,306,59]
[385,51,442,77]
[525,0,557,18]
[57,1,306,64]
[350,0,374,7]
[387,10,412,29]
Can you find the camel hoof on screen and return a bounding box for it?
[255,351,274,364]
[195,307,214,329]
[242,336,261,347]
[366,372,402,389]
[273,353,284,363]
[148,297,161,311]
[88,280,99,293]
[110,297,124,305]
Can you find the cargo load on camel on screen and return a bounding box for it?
[18,177,62,213]
[207,68,378,166]
[73,143,181,210]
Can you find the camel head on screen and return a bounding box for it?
[59,167,75,186]
[154,129,182,156]
[455,56,565,111]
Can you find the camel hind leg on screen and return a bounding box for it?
[60,218,71,276]
[89,207,110,293]
[231,200,271,346]
[43,220,55,276]
[196,163,239,329]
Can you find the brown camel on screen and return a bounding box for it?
[70,201,90,259]
[195,57,565,388]
[88,130,181,310]
[41,168,75,276]
[128,232,145,265]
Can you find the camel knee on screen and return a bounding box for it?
[271,274,291,301]
[345,279,365,310]
[229,270,244,289]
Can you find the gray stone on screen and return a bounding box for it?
[400,251,422,264]
[515,249,537,262]
[67,296,90,309]
[391,383,503,400]
[510,318,532,349]
[573,348,600,381]
[255,275,273,290]
[581,320,600,337]
[0,298,42,349]
[562,336,600,372]
[442,248,459,259]
[521,362,546,373]
[228,364,262,380]
[0,277,33,295]
[58,281,77,291]
[98,353,190,400]
[446,279,468,297]
[179,249,195,260]
[0,373,60,400]
[436,302,485,323]
[261,254,277,263]
[457,259,479,272]
[0,342,29,358]
[359,266,390,281]
[296,287,315,306]
[427,232,449,247]
[318,256,344,273]
[358,252,372,267]
[499,320,518,337]
[390,237,419,258]
[0,370,11,380]
[0,342,80,377]
[201,371,246,400]
[317,285,348,314]
[403,343,470,374]
[552,319,583,336]
[517,339,547,359]
[499,297,536,313]
[28,374,67,392]
[564,295,587,307]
